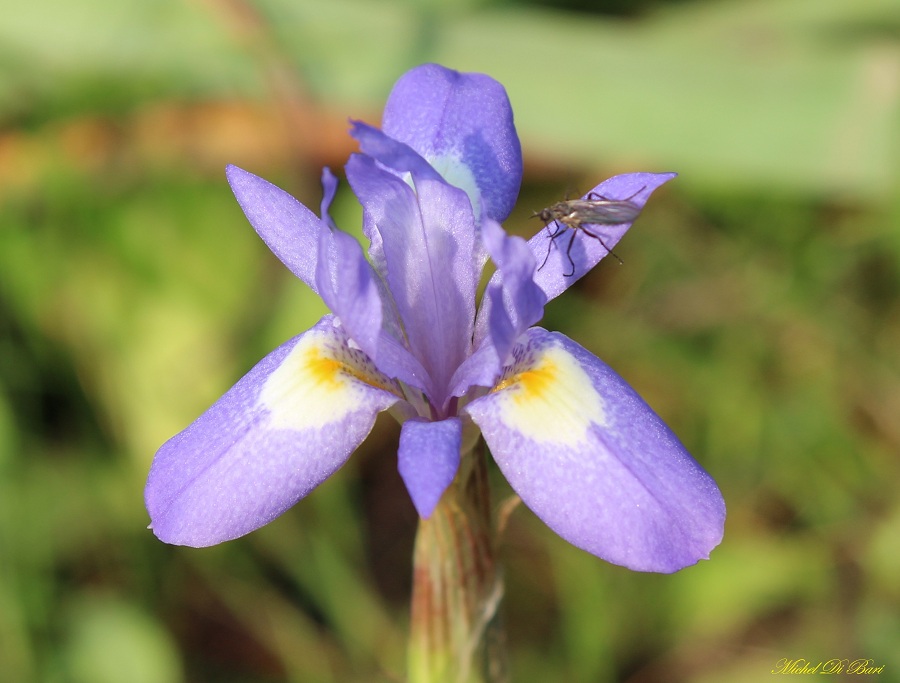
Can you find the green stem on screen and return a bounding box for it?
[408,441,507,683]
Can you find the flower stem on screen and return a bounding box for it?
[408,441,507,683]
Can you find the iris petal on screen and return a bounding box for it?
[397,418,463,518]
[226,165,324,292]
[528,173,677,298]
[316,226,383,357]
[349,121,446,186]
[450,218,546,398]
[346,153,477,404]
[381,63,522,222]
[465,328,725,572]
[145,316,401,547]
[477,218,546,355]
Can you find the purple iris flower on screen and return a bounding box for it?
[145,64,724,573]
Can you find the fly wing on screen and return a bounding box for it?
[573,199,642,226]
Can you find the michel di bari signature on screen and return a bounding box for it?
[772,659,885,675]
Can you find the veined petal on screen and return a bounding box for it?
[315,220,384,362]
[464,328,725,573]
[350,121,487,274]
[349,123,488,280]
[226,164,324,292]
[145,316,401,547]
[381,63,522,222]
[397,418,462,518]
[315,219,433,396]
[350,121,446,186]
[478,219,546,354]
[450,218,546,398]
[529,173,677,300]
[346,153,477,404]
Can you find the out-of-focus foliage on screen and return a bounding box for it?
[1,0,898,681]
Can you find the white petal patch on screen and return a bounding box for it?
[429,153,481,218]
[259,326,398,431]
[490,341,606,446]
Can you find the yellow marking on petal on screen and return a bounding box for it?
[259,331,392,431]
[307,353,345,390]
[491,344,606,446]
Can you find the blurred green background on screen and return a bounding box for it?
[2,0,899,681]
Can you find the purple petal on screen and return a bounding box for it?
[315,223,384,363]
[478,218,546,355]
[346,153,478,404]
[370,334,436,400]
[349,123,486,280]
[449,218,547,397]
[381,63,522,222]
[349,121,446,186]
[397,418,462,518]
[319,167,340,230]
[226,165,324,292]
[529,173,677,300]
[145,316,401,547]
[314,219,433,396]
[464,327,725,572]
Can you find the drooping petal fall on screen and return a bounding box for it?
[145,316,401,547]
[464,327,725,573]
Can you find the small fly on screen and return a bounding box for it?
[534,188,645,277]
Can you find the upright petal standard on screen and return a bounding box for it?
[146,63,724,573]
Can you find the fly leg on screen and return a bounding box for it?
[538,221,568,271]
[580,227,623,264]
[563,228,578,277]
